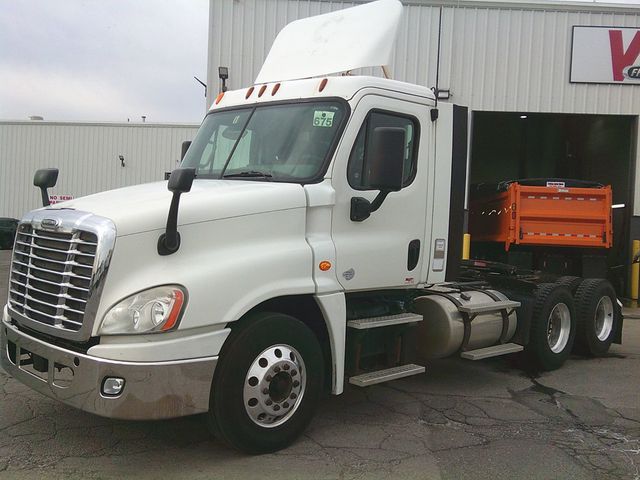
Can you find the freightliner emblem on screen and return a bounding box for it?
[40,218,61,230]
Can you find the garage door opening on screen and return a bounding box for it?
[469,111,636,294]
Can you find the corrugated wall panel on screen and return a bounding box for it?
[0,122,198,219]
[439,6,640,113]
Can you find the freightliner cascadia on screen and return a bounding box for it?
[1,0,622,453]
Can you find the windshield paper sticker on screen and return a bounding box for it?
[313,111,335,127]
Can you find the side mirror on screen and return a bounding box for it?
[367,127,406,192]
[181,140,192,161]
[168,167,196,193]
[157,168,196,256]
[33,168,59,207]
[350,127,406,222]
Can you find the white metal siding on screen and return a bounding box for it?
[0,122,198,219]
[439,6,640,113]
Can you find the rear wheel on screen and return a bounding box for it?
[555,275,583,294]
[525,283,576,371]
[574,279,618,356]
[208,312,324,453]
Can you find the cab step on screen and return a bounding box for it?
[347,313,423,330]
[460,343,524,360]
[457,300,520,315]
[348,364,425,387]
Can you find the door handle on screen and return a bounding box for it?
[408,239,420,271]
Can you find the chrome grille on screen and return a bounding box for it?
[8,224,98,332]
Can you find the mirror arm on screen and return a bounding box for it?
[369,190,389,213]
[350,190,390,222]
[157,167,195,256]
[157,192,183,255]
[39,188,51,207]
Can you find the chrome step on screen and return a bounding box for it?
[460,343,524,360]
[347,313,423,330]
[457,300,520,315]
[348,364,425,387]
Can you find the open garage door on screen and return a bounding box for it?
[469,112,636,295]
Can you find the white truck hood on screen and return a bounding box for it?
[44,180,307,236]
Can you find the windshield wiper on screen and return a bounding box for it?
[223,170,273,180]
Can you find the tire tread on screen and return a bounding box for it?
[574,278,617,356]
[525,283,575,371]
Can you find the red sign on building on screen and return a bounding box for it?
[571,26,640,84]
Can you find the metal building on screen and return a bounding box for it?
[0,121,198,219]
[208,0,640,292]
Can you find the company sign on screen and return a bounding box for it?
[571,26,640,84]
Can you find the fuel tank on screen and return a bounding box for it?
[413,289,517,359]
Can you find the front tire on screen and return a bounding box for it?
[525,284,576,371]
[208,312,324,453]
[574,279,619,356]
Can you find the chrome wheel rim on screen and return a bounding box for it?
[547,303,571,353]
[243,344,306,428]
[594,296,614,341]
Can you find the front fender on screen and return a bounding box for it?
[93,207,315,336]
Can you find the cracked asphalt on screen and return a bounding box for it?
[0,249,639,479]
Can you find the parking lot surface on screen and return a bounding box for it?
[0,249,638,479]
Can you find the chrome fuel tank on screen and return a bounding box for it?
[413,289,517,359]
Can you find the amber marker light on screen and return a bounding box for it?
[215,92,225,105]
[272,83,281,96]
[245,86,255,99]
[319,261,332,271]
[160,289,185,331]
[258,85,267,97]
[318,78,328,92]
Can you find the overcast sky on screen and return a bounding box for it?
[0,0,208,123]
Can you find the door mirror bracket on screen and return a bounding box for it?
[350,191,390,222]
[158,168,196,256]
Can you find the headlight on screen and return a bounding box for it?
[99,285,186,335]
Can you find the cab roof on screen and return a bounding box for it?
[209,75,436,112]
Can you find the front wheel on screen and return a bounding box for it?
[525,284,576,371]
[208,312,324,453]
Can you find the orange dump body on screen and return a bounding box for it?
[469,183,613,251]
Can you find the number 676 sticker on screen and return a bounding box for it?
[313,111,335,127]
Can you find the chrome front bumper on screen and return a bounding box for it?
[1,318,217,420]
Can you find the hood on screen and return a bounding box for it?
[40,180,307,236]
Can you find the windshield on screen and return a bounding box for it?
[182,101,347,182]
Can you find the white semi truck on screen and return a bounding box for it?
[1,0,623,453]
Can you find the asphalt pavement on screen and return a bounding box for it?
[0,249,638,479]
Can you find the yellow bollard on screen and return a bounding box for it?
[632,240,640,301]
[462,233,471,260]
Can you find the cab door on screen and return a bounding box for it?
[330,94,432,291]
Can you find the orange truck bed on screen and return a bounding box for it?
[469,182,613,251]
